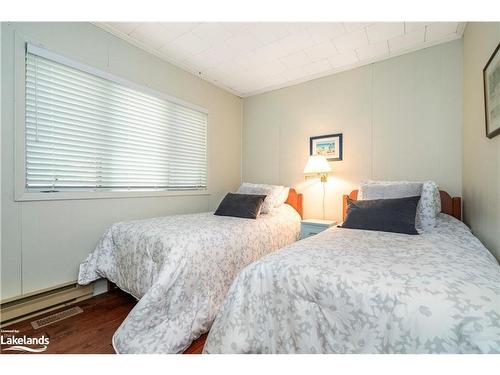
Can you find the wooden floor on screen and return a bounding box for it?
[0,289,207,354]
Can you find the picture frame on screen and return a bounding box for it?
[483,41,500,139]
[309,133,343,161]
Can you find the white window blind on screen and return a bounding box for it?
[25,44,208,193]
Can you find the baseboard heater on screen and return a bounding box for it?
[0,282,94,327]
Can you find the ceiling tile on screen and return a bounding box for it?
[191,23,233,42]
[225,33,263,54]
[158,43,197,61]
[265,74,288,87]
[221,22,255,35]
[106,22,140,35]
[160,22,199,36]
[158,43,191,62]
[389,28,426,52]
[343,22,373,32]
[306,23,346,43]
[188,48,226,69]
[202,67,227,82]
[259,59,288,76]
[98,22,466,97]
[280,23,310,33]
[229,73,265,88]
[304,40,339,61]
[249,47,284,65]
[302,59,332,76]
[356,41,389,60]
[404,22,429,34]
[269,31,314,56]
[279,50,311,69]
[366,23,404,43]
[283,65,308,81]
[247,69,273,82]
[425,23,459,42]
[211,41,248,62]
[236,52,287,75]
[333,29,369,52]
[328,50,359,68]
[215,60,248,77]
[170,32,210,55]
[248,23,290,45]
[232,51,264,70]
[129,23,178,50]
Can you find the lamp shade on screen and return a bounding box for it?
[303,155,332,174]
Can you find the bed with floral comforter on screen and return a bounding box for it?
[204,214,500,353]
[78,204,301,353]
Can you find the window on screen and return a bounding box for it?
[24,44,208,194]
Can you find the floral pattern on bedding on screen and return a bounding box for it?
[204,214,500,354]
[78,205,301,353]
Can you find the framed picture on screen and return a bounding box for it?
[483,41,500,139]
[309,133,343,161]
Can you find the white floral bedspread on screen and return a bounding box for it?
[78,204,300,353]
[204,214,500,353]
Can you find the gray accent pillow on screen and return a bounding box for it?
[341,196,420,235]
[214,193,266,219]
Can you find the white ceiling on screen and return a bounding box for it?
[96,22,466,97]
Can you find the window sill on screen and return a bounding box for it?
[14,189,210,202]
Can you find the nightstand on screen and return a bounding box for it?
[300,219,337,239]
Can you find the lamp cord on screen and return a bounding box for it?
[322,181,326,220]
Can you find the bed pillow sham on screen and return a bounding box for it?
[359,180,422,200]
[358,180,441,230]
[341,196,420,235]
[214,193,267,219]
[415,181,441,230]
[275,187,290,207]
[236,183,284,213]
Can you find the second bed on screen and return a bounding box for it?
[204,190,500,354]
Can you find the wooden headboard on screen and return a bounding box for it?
[286,188,303,218]
[342,190,462,222]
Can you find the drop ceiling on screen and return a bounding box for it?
[96,22,466,97]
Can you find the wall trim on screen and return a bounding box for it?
[1,281,94,325]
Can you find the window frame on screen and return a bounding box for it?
[14,37,210,202]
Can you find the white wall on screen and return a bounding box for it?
[243,40,463,222]
[1,22,242,300]
[463,23,500,261]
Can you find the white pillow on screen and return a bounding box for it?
[359,180,422,200]
[415,181,441,230]
[358,180,441,230]
[275,187,290,207]
[236,183,283,214]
